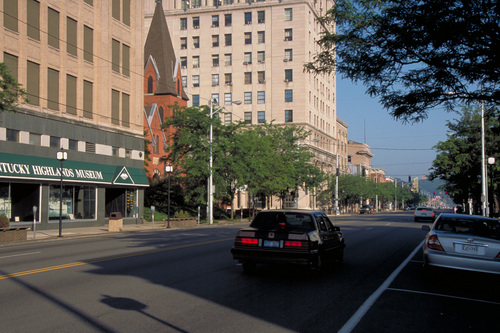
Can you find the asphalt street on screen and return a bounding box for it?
[0,212,498,332]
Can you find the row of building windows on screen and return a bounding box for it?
[3,1,131,72]
[182,101,293,125]
[179,7,292,29]
[3,51,130,126]
[182,69,293,87]
[3,53,94,117]
[180,29,292,49]
[3,1,97,63]
[2,128,134,159]
[187,89,293,103]
[180,49,293,68]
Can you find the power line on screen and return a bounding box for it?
[371,147,435,151]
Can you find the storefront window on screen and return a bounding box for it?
[0,183,12,218]
[0,182,39,222]
[105,188,137,218]
[49,185,96,220]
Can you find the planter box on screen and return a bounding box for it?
[0,227,30,243]
[163,218,198,228]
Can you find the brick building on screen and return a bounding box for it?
[144,0,189,182]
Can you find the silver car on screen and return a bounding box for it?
[422,213,500,275]
[414,206,435,222]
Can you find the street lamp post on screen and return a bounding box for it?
[208,98,241,225]
[480,99,488,216]
[165,164,173,228]
[335,153,340,215]
[56,148,68,237]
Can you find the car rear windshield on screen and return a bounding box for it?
[417,207,432,211]
[250,212,315,231]
[435,217,500,240]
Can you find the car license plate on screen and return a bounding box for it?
[264,240,280,248]
[454,244,485,255]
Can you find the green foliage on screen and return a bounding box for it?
[318,174,416,210]
[0,62,28,112]
[430,105,500,215]
[305,0,499,123]
[162,105,325,213]
[0,214,9,228]
[174,210,191,218]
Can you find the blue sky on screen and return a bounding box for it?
[337,78,456,180]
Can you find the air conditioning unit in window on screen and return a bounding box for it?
[226,82,232,86]
[258,60,265,64]
[283,58,289,62]
[243,61,249,65]
[259,80,265,84]
[212,83,219,87]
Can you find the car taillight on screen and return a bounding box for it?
[427,235,444,251]
[496,252,500,259]
[432,212,435,217]
[414,211,417,216]
[284,240,307,249]
[237,237,259,246]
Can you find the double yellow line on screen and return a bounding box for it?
[1,237,233,280]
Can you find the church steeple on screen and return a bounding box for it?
[144,0,188,100]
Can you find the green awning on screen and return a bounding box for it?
[0,153,149,186]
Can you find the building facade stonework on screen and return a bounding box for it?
[0,0,147,229]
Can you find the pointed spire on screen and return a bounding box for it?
[145,0,188,100]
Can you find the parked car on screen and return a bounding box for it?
[231,210,345,273]
[414,206,435,222]
[422,213,500,275]
[360,205,372,214]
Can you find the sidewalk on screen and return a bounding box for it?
[27,222,159,241]
[26,220,249,242]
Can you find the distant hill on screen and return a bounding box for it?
[418,178,455,206]
[419,178,445,194]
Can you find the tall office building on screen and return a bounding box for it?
[0,0,147,229]
[145,0,347,210]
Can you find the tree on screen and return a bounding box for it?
[429,105,500,216]
[305,0,500,122]
[163,106,325,218]
[216,121,250,219]
[0,62,27,112]
[239,123,325,210]
[318,174,372,212]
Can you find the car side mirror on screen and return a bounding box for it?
[333,226,340,232]
[421,225,430,232]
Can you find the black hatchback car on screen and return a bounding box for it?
[231,210,345,273]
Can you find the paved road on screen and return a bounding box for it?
[0,212,498,332]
